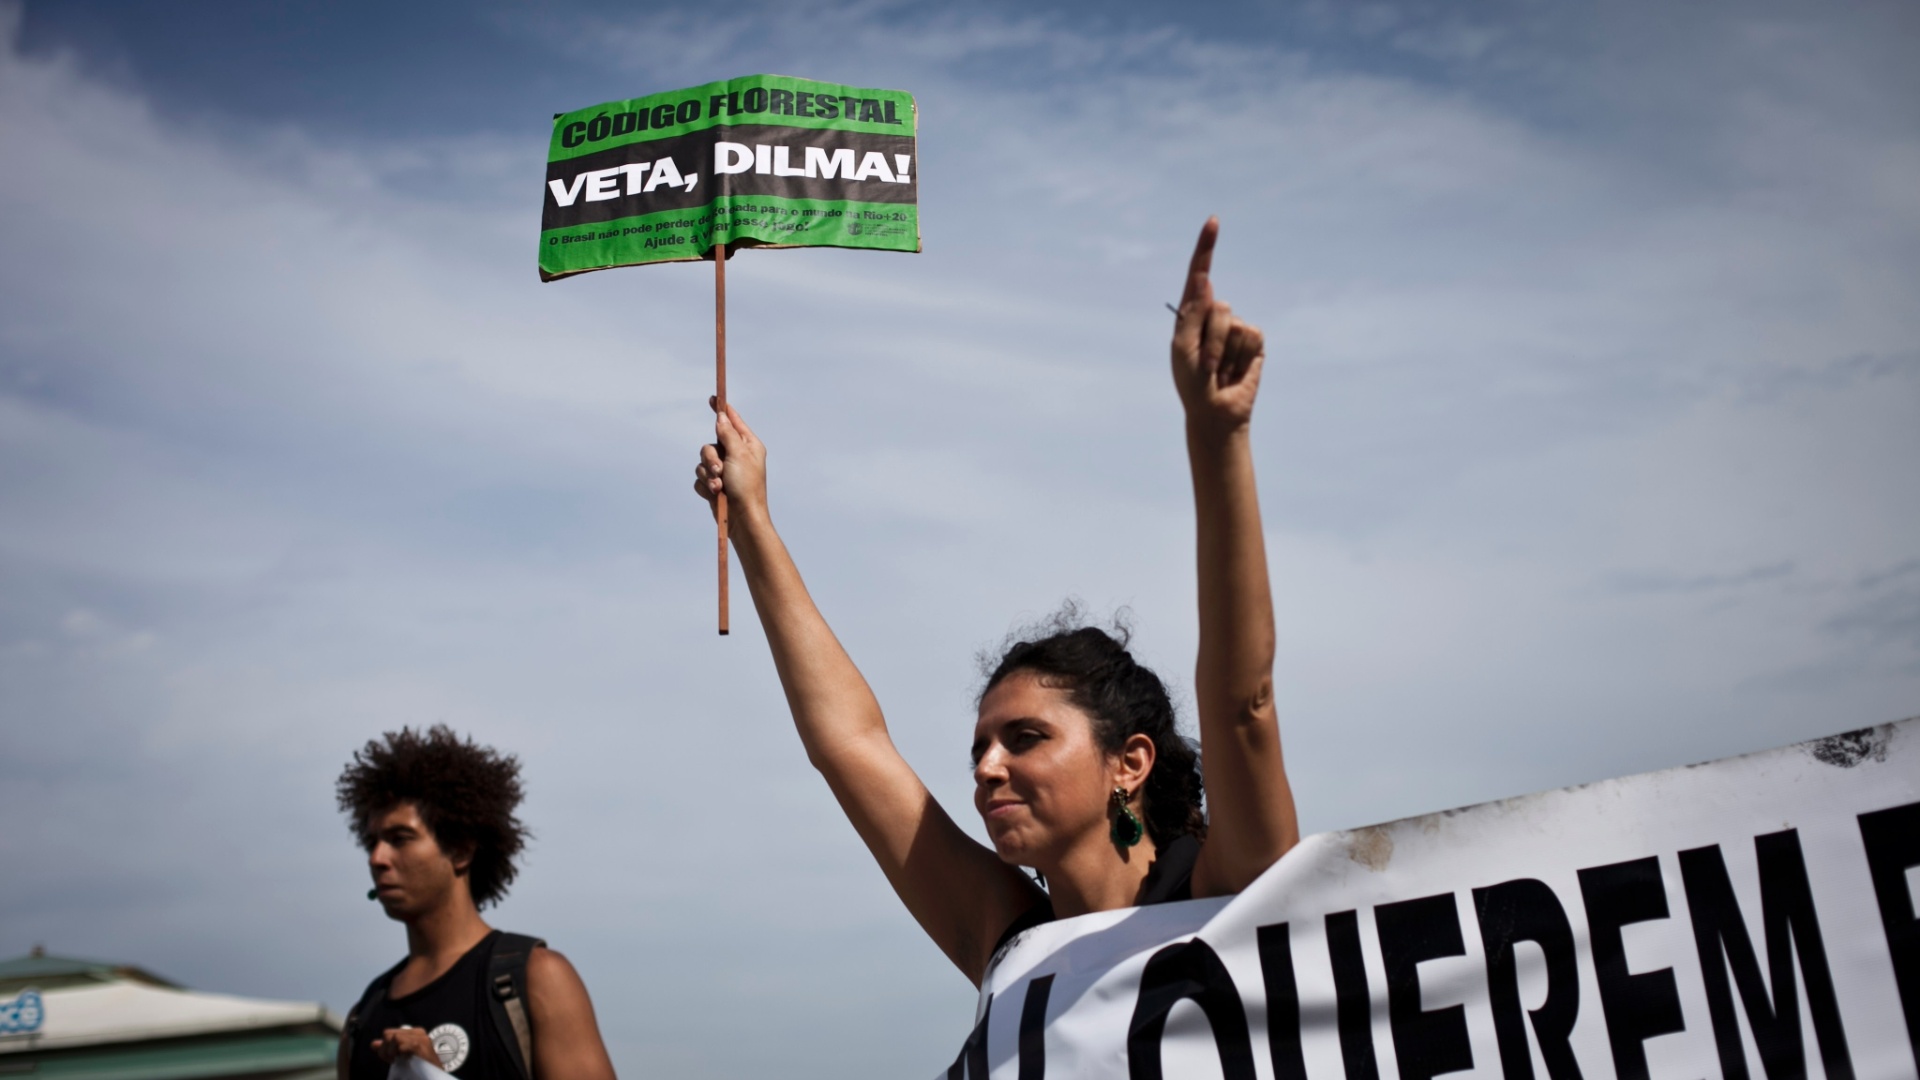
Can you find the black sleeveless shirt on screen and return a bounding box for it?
[347,931,523,1080]
[992,833,1202,959]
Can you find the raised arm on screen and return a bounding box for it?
[695,401,1041,984]
[1173,219,1300,897]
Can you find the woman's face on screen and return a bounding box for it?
[972,671,1114,868]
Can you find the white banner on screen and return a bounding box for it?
[944,720,1919,1080]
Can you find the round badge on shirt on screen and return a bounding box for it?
[428,1023,471,1072]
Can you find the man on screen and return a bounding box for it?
[336,725,617,1079]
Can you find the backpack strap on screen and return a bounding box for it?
[344,984,386,1038]
[487,932,546,1080]
[343,960,402,1055]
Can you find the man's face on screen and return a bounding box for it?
[364,802,467,921]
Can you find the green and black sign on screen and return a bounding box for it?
[539,74,919,280]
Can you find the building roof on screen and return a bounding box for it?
[0,949,341,1061]
[0,979,337,1054]
[0,948,180,994]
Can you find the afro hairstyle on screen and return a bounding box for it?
[336,725,529,909]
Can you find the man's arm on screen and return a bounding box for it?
[525,947,617,1080]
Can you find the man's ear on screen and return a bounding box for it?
[448,842,476,876]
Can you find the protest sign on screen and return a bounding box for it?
[946,719,1920,1080]
[539,74,918,279]
[539,75,919,633]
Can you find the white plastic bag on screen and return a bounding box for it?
[388,1055,456,1080]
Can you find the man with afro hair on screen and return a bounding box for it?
[335,725,616,1079]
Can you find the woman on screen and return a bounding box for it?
[693,218,1297,987]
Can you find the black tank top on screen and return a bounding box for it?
[347,931,522,1080]
[992,832,1202,960]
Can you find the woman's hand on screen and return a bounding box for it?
[1171,217,1266,441]
[694,397,768,531]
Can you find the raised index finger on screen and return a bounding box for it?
[1179,216,1220,308]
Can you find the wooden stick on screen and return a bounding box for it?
[715,241,729,636]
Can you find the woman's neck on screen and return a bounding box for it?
[1043,834,1162,920]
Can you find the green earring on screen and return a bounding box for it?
[1109,787,1144,849]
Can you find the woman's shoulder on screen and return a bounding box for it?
[989,894,1056,963]
[1139,833,1201,905]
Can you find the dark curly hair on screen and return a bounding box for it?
[979,606,1206,847]
[336,725,529,909]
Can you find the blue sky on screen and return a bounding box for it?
[2,2,1916,1076]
